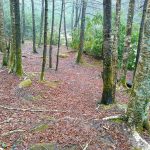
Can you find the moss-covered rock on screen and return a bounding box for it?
[19,79,32,88]
[29,143,56,150]
[59,53,69,58]
[31,123,49,132]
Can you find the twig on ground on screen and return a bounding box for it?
[0,118,13,125]
[83,139,92,150]
[1,129,25,137]
[102,115,122,121]
[0,105,67,113]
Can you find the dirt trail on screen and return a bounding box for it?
[0,42,131,149]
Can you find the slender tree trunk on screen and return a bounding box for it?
[112,0,121,100]
[0,0,5,52]
[71,0,75,35]
[40,0,48,81]
[127,0,150,131]
[133,0,148,81]
[0,0,7,66]
[56,0,64,71]
[74,0,79,29]
[31,0,37,53]
[63,0,68,49]
[101,0,114,105]
[21,0,25,44]
[76,0,87,63]
[120,0,135,85]
[38,0,44,47]
[49,0,55,68]
[9,0,23,76]
[9,0,15,72]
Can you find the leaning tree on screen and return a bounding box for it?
[126,0,150,131]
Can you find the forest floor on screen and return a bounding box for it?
[0,42,144,150]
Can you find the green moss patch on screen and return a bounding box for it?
[19,79,32,88]
[31,123,49,132]
[30,143,56,150]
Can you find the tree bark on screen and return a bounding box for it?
[38,0,44,47]
[49,0,55,68]
[133,0,148,81]
[9,0,23,76]
[101,0,114,105]
[120,0,135,85]
[127,0,150,131]
[76,0,87,63]
[56,0,64,71]
[0,0,5,53]
[112,0,121,100]
[21,0,25,44]
[40,0,48,81]
[63,0,68,49]
[0,0,7,66]
[31,0,37,53]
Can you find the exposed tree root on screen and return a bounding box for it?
[131,130,150,150]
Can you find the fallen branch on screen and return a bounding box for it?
[0,105,67,113]
[1,129,25,137]
[102,115,122,121]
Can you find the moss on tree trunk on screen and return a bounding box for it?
[127,0,150,131]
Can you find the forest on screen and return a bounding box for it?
[0,0,150,149]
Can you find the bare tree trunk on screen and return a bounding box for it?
[127,0,150,131]
[120,0,135,85]
[0,0,5,53]
[40,0,48,81]
[101,0,114,105]
[0,0,7,66]
[38,0,44,47]
[112,0,121,100]
[76,0,87,63]
[133,0,148,81]
[9,0,23,76]
[74,0,79,29]
[71,0,75,36]
[21,0,25,44]
[49,0,55,68]
[63,0,68,49]
[31,0,37,53]
[56,0,64,71]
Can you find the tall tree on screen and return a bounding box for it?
[74,0,79,29]
[71,0,75,35]
[21,0,25,44]
[0,0,7,66]
[56,0,64,71]
[120,0,135,85]
[31,0,37,53]
[63,0,68,49]
[0,0,5,52]
[112,0,121,100]
[133,0,148,80]
[38,0,44,47]
[9,0,23,76]
[126,0,150,131]
[76,0,87,63]
[49,0,55,68]
[101,0,113,105]
[40,0,48,81]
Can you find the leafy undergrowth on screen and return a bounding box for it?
[0,42,133,149]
